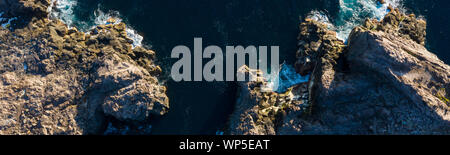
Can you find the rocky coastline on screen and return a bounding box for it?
[229,8,449,135]
[0,0,168,134]
[0,0,449,135]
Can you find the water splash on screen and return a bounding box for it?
[92,9,143,48]
[306,0,402,41]
[307,10,333,27]
[266,63,310,93]
[92,9,122,26]
[334,0,403,41]
[48,0,78,27]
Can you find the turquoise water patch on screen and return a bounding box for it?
[334,0,401,41]
[267,64,310,93]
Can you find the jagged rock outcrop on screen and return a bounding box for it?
[229,66,277,135]
[0,0,50,19]
[0,0,168,135]
[294,19,346,76]
[363,8,427,45]
[290,10,449,134]
[231,9,449,135]
[228,66,310,135]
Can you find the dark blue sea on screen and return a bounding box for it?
[52,0,450,134]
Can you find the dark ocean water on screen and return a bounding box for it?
[403,0,450,64]
[65,0,449,134]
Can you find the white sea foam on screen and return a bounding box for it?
[92,9,143,48]
[48,0,144,48]
[48,0,77,27]
[306,0,403,41]
[126,28,144,48]
[306,10,338,34]
[307,10,333,26]
[335,0,403,41]
[93,9,122,26]
[265,63,310,93]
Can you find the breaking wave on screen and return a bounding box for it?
[48,0,77,27]
[307,0,403,41]
[266,63,310,93]
[335,0,402,40]
[92,9,143,48]
[48,0,144,48]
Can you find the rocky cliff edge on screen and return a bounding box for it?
[0,0,169,135]
[230,8,449,135]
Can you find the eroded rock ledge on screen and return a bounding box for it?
[230,8,449,135]
[228,66,310,135]
[0,0,168,135]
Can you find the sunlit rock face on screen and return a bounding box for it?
[231,9,449,135]
[229,66,310,135]
[0,0,168,135]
